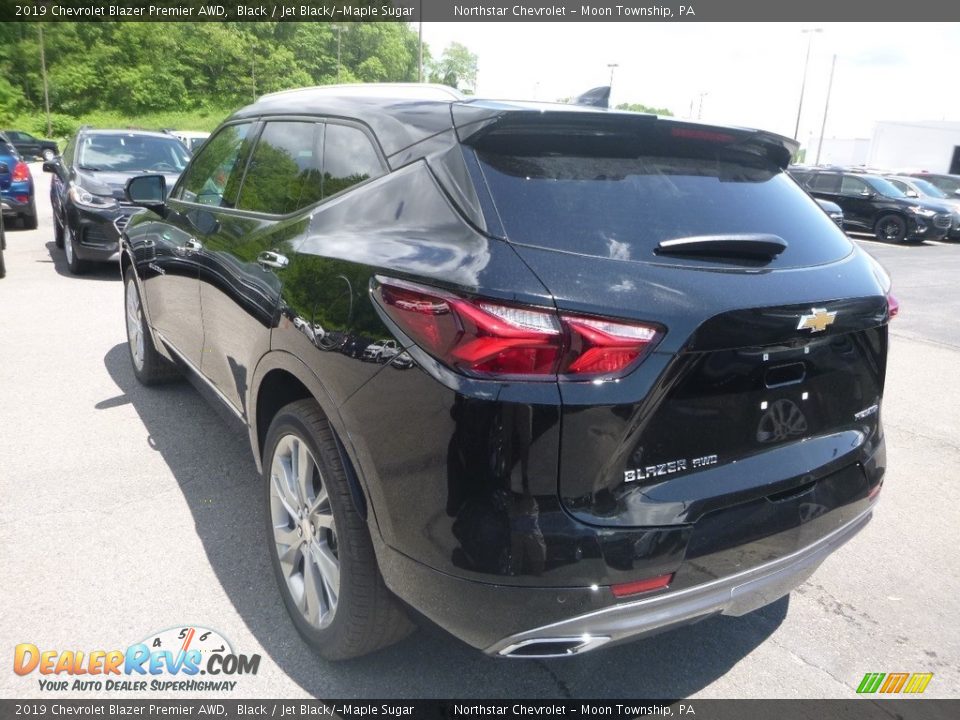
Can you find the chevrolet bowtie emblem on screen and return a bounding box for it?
[797,307,837,333]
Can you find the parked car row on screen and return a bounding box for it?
[790,164,960,242]
[112,84,893,661]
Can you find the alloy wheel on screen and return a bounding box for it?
[126,278,145,371]
[269,434,340,629]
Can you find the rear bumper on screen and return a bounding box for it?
[487,507,871,657]
[1,187,34,216]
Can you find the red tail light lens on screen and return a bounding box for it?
[375,278,662,380]
[886,292,899,320]
[11,161,30,183]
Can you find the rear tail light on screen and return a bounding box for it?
[886,292,899,320]
[11,161,30,183]
[611,573,674,598]
[374,277,663,380]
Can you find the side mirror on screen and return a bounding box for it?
[954,189,960,197]
[41,161,58,173]
[126,174,166,206]
[860,189,876,198]
[905,190,919,198]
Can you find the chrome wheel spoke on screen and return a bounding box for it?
[313,511,335,531]
[303,553,327,623]
[277,540,301,577]
[311,539,341,603]
[307,484,329,516]
[294,439,314,506]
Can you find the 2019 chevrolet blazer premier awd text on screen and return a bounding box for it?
[120,85,893,660]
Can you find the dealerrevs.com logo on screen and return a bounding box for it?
[13,626,261,692]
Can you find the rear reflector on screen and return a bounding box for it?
[886,292,899,320]
[868,481,883,500]
[374,277,663,380]
[610,573,674,598]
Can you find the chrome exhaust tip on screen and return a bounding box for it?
[498,635,611,658]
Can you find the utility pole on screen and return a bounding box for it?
[333,25,343,83]
[697,92,709,120]
[794,28,823,140]
[815,54,837,166]
[38,26,52,137]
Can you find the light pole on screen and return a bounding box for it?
[332,25,344,83]
[38,26,51,137]
[607,63,619,91]
[418,22,423,83]
[793,28,823,140]
[815,54,837,166]
[697,92,709,120]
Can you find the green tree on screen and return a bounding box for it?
[615,102,674,116]
[429,42,478,93]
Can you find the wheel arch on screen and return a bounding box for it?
[250,352,371,524]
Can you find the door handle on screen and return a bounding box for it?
[175,238,203,255]
[258,251,289,269]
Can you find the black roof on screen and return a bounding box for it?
[229,83,799,168]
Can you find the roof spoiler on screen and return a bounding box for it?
[452,105,799,170]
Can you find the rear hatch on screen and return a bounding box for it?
[459,109,890,532]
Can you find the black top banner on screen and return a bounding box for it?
[0,700,958,720]
[4,0,960,22]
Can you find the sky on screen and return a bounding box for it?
[420,22,960,149]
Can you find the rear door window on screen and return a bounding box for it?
[236,121,323,215]
[321,123,384,199]
[810,174,842,192]
[840,175,869,196]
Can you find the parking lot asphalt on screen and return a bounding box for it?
[1,164,958,699]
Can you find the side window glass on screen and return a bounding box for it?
[840,176,868,195]
[236,121,323,215]
[62,137,76,165]
[811,174,841,192]
[177,123,252,207]
[322,124,384,199]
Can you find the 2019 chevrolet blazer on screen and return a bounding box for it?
[120,84,894,660]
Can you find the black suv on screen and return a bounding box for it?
[120,85,893,660]
[43,128,190,274]
[790,167,952,243]
[1,129,59,161]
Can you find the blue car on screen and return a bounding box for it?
[0,132,37,230]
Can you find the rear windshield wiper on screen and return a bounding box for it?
[655,234,788,260]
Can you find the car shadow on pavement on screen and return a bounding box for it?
[45,241,120,281]
[101,342,788,699]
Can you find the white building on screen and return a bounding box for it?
[808,121,960,173]
[866,121,960,173]
[804,137,870,167]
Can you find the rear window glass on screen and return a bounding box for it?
[477,142,851,263]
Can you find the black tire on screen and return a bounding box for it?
[21,200,38,231]
[54,212,64,248]
[0,242,5,279]
[63,222,88,274]
[263,399,413,660]
[123,268,179,385]
[875,214,908,243]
